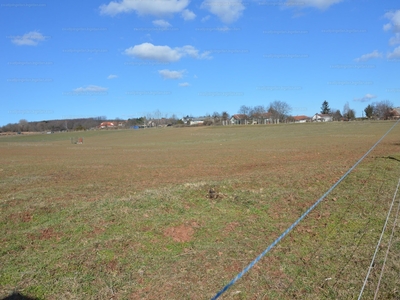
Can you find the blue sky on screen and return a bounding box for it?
[1,0,399,125]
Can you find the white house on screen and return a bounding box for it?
[251,112,273,124]
[230,114,248,125]
[312,113,332,122]
[181,116,205,125]
[293,115,310,123]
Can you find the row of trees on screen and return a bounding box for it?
[198,101,292,126]
[320,100,396,120]
[236,99,359,122]
[0,117,107,132]
[238,100,292,122]
[320,100,355,120]
[364,100,396,119]
[321,100,348,121]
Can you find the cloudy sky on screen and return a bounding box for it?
[1,0,399,124]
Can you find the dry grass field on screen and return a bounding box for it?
[1,121,400,299]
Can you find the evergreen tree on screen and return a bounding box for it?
[364,104,374,118]
[321,100,331,114]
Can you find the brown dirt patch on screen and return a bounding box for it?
[223,222,240,235]
[39,228,61,240]
[164,224,195,242]
[224,261,242,273]
[9,211,32,223]
[86,226,106,238]
[107,259,118,272]
[28,228,61,241]
[21,211,33,222]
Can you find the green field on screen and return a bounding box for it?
[1,122,400,299]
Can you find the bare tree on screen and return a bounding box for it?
[238,105,251,117]
[343,102,356,120]
[268,100,292,121]
[373,100,394,119]
[331,109,342,121]
[18,119,28,132]
[221,111,229,120]
[153,109,162,126]
[342,102,350,118]
[212,112,221,124]
[249,105,266,118]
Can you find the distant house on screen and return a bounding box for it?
[250,112,273,124]
[147,120,156,127]
[189,118,205,125]
[390,107,400,119]
[292,115,310,123]
[99,122,115,129]
[181,116,205,125]
[312,113,332,122]
[230,114,248,125]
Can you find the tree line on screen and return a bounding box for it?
[320,99,396,120]
[0,117,106,133]
[0,100,397,132]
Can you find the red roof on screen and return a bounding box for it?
[391,109,400,116]
[100,122,115,127]
[232,114,248,119]
[253,112,273,118]
[293,115,309,121]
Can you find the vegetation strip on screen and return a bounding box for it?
[373,189,400,299]
[211,120,400,299]
[358,177,400,300]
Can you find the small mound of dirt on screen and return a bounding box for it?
[21,212,32,222]
[206,187,225,199]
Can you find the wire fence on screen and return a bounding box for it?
[359,177,400,299]
[211,120,400,299]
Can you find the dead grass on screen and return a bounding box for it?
[1,121,400,299]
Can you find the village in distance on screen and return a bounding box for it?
[1,100,398,135]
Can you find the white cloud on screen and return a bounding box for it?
[389,33,400,46]
[354,50,383,62]
[158,69,186,79]
[107,74,118,79]
[284,0,343,10]
[12,31,46,46]
[201,15,211,22]
[354,93,377,102]
[216,26,235,32]
[100,0,189,16]
[201,0,245,23]
[153,19,172,27]
[124,43,211,62]
[179,82,190,87]
[73,85,108,92]
[179,45,212,59]
[384,10,400,33]
[383,23,392,31]
[387,46,400,59]
[125,43,181,62]
[182,9,196,20]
